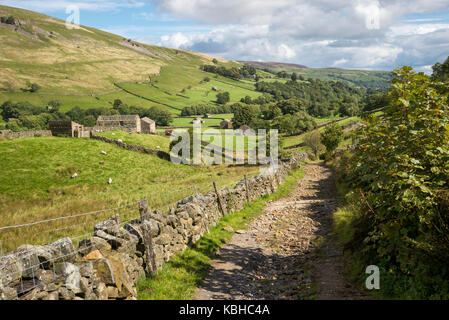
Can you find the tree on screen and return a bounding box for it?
[321,123,343,155]
[83,115,97,127]
[304,130,324,159]
[147,106,173,126]
[262,105,282,120]
[291,72,298,81]
[29,83,41,93]
[431,55,449,81]
[113,99,124,109]
[66,106,85,123]
[232,105,258,128]
[240,95,252,104]
[47,100,61,112]
[212,58,218,64]
[216,92,230,105]
[276,98,305,115]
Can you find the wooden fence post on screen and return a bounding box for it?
[213,182,226,215]
[139,200,157,276]
[244,175,250,203]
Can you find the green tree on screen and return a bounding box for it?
[216,92,230,105]
[431,56,449,80]
[147,106,173,126]
[29,83,41,93]
[113,99,124,109]
[291,72,298,81]
[232,105,258,128]
[304,130,324,159]
[321,123,343,155]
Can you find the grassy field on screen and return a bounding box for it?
[137,167,306,300]
[0,136,260,251]
[96,131,172,152]
[118,71,261,115]
[281,116,361,156]
[171,114,233,127]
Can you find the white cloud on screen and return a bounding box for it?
[149,0,449,70]
[160,32,193,48]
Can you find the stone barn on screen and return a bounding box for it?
[191,117,205,125]
[220,119,233,129]
[96,115,141,133]
[49,121,84,138]
[141,117,156,134]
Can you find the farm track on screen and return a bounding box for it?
[195,162,370,300]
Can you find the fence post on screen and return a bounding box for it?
[213,182,226,215]
[244,175,250,203]
[139,200,157,276]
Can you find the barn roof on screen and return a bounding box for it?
[97,115,140,121]
[141,117,156,124]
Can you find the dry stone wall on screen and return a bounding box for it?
[0,152,307,300]
[90,134,171,161]
[0,130,52,140]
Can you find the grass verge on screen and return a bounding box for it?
[137,166,306,300]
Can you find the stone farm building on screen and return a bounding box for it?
[141,117,156,134]
[49,121,85,138]
[220,119,233,129]
[96,115,141,133]
[191,117,205,124]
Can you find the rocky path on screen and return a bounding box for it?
[195,162,369,300]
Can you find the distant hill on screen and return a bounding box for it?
[0,5,265,115]
[238,61,309,70]
[0,5,237,95]
[241,60,393,89]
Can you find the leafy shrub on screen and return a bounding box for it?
[343,66,449,298]
[303,130,323,159]
[321,123,343,156]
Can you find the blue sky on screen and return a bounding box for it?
[1,0,449,72]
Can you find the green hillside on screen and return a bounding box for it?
[241,61,393,88]
[0,5,255,117]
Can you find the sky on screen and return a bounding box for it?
[1,0,449,72]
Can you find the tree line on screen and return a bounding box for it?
[0,99,173,132]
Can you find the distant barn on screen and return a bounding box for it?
[49,121,84,138]
[191,117,205,124]
[141,117,156,134]
[220,119,233,129]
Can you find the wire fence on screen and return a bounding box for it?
[0,180,240,255]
